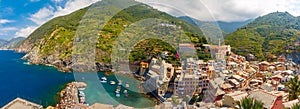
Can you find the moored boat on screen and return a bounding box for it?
[110,81,116,85]
[125,83,129,88]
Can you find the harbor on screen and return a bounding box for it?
[57,82,88,109]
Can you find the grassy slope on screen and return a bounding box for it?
[19,0,210,67]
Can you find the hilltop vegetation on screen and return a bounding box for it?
[225,12,300,60]
[18,0,209,72]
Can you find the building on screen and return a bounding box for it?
[174,72,199,97]
[209,45,231,61]
[259,61,269,71]
[160,60,174,82]
[198,73,210,93]
[248,90,283,109]
[144,58,174,100]
[2,98,43,109]
[222,91,248,107]
[203,78,225,103]
[140,62,149,76]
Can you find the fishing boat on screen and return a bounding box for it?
[115,86,121,97]
[116,86,121,92]
[123,90,129,97]
[101,77,107,81]
[100,80,107,83]
[100,77,107,83]
[116,93,120,97]
[78,88,86,91]
[79,91,85,97]
[118,80,122,85]
[125,83,129,88]
[110,81,116,85]
[80,97,85,104]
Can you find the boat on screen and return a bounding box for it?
[118,80,122,85]
[125,83,129,88]
[80,97,85,104]
[100,80,107,83]
[79,92,85,97]
[116,93,120,97]
[115,86,121,97]
[78,88,86,91]
[116,86,121,92]
[101,77,107,81]
[124,90,129,97]
[110,81,116,85]
[100,77,108,83]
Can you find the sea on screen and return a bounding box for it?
[0,50,156,108]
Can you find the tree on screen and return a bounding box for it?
[285,76,300,100]
[292,104,300,109]
[236,97,264,109]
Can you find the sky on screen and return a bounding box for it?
[0,0,300,39]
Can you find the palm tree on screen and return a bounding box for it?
[236,97,264,109]
[292,104,300,109]
[285,76,300,100]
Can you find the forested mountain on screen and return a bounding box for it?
[17,0,209,72]
[225,12,300,60]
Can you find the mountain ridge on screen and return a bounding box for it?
[178,16,253,33]
[225,11,300,60]
[0,37,25,50]
[17,0,209,72]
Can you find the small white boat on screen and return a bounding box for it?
[101,77,107,81]
[79,93,85,97]
[78,88,86,91]
[125,83,129,88]
[110,81,116,85]
[124,90,129,97]
[116,93,120,97]
[100,80,107,83]
[116,86,121,92]
[118,80,122,85]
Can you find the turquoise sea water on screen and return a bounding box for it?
[0,50,156,108]
[74,72,157,108]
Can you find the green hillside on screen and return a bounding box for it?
[18,0,209,72]
[225,12,300,60]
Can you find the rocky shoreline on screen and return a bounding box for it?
[57,82,87,109]
[21,53,112,72]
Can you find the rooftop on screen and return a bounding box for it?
[226,91,248,101]
[248,90,279,109]
[1,98,43,109]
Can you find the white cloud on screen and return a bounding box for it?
[15,26,38,37]
[0,27,18,37]
[53,0,99,17]
[0,19,14,24]
[28,6,54,25]
[24,0,100,38]
[51,0,63,3]
[137,0,300,22]
[28,0,99,26]
[0,27,18,31]
[30,0,40,2]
